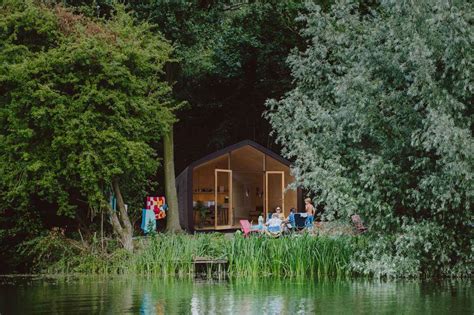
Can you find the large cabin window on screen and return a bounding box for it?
[191,145,297,230]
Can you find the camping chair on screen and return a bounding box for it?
[351,214,367,233]
[240,220,260,237]
[293,213,307,230]
[264,225,282,238]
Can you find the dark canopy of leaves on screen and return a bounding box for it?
[125,0,318,170]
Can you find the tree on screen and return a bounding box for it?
[0,1,176,252]
[265,0,473,277]
[163,127,182,233]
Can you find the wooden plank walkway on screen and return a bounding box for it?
[192,257,228,279]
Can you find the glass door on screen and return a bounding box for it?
[265,171,285,219]
[215,169,232,228]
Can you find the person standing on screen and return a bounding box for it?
[304,198,315,228]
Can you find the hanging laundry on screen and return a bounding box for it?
[141,208,156,233]
[109,194,116,211]
[156,203,167,220]
[146,196,167,220]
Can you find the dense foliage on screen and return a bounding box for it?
[126,0,315,169]
[266,0,473,277]
[0,1,175,270]
[50,0,313,168]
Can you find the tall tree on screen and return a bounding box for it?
[0,1,176,252]
[266,0,473,277]
[163,127,182,233]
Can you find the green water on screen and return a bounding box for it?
[0,276,472,314]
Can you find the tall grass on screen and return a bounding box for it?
[28,232,362,278]
[226,234,354,278]
[131,233,228,276]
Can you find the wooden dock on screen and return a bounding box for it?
[193,257,228,279]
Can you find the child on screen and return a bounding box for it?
[305,198,315,228]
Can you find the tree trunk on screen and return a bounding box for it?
[164,127,182,233]
[108,179,134,252]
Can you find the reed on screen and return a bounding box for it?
[36,232,361,278]
[225,234,354,278]
[128,233,356,278]
[131,233,228,276]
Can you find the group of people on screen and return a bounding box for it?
[263,198,316,233]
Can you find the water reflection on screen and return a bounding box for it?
[0,276,472,314]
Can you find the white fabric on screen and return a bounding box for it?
[266,217,282,228]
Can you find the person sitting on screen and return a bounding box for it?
[275,206,285,220]
[265,213,283,233]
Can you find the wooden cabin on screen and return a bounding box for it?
[176,140,302,232]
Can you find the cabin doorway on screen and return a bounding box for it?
[215,169,232,229]
[232,171,264,226]
[265,171,285,219]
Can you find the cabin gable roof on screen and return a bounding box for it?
[188,140,290,170]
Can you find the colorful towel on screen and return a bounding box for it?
[146,196,167,220]
[141,208,156,233]
[109,195,116,211]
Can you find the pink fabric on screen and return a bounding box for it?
[240,220,252,237]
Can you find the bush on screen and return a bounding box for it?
[265,0,473,278]
[351,222,473,278]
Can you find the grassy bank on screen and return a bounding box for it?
[24,232,364,278]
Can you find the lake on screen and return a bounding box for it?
[0,276,472,314]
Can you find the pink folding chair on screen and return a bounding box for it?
[240,220,259,237]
